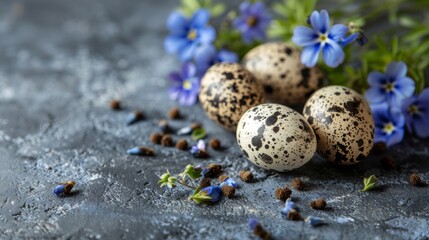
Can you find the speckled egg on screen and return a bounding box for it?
[303,86,375,165]
[199,63,265,131]
[236,103,317,172]
[242,42,325,106]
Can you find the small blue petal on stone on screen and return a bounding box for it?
[305,216,325,227]
[127,147,142,155]
[248,218,260,231]
[52,185,65,196]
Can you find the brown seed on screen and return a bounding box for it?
[190,123,201,130]
[158,119,170,133]
[372,142,387,155]
[286,209,302,221]
[160,134,174,147]
[221,185,235,198]
[175,138,188,150]
[310,198,327,210]
[150,132,163,144]
[218,175,229,183]
[209,138,221,150]
[199,178,211,189]
[381,156,396,170]
[134,111,144,120]
[137,147,154,156]
[409,173,422,186]
[239,170,253,182]
[204,163,222,178]
[291,178,304,191]
[253,224,270,240]
[109,99,121,110]
[168,107,180,119]
[275,188,288,201]
[283,186,292,197]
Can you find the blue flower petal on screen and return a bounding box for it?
[395,77,415,98]
[401,96,417,133]
[164,36,188,54]
[412,116,429,138]
[167,12,188,35]
[340,33,359,46]
[250,2,265,15]
[310,10,323,33]
[319,10,330,33]
[365,88,386,104]
[191,9,210,28]
[198,26,216,44]
[418,88,429,105]
[322,41,344,68]
[386,128,404,146]
[169,72,182,83]
[389,107,405,127]
[329,24,348,41]
[179,91,198,106]
[194,45,216,73]
[301,43,321,67]
[239,2,252,14]
[181,62,197,79]
[179,43,198,62]
[217,50,238,63]
[292,26,318,46]
[386,61,407,79]
[374,128,388,144]
[367,72,386,87]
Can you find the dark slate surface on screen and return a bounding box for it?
[0,0,428,239]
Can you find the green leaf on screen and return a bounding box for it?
[192,128,206,140]
[360,175,378,192]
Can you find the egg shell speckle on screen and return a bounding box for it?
[237,103,317,172]
[242,42,325,105]
[303,86,375,165]
[199,63,265,131]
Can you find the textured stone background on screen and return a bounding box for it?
[0,0,428,239]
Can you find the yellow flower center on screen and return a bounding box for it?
[319,34,328,42]
[187,29,197,40]
[246,16,258,27]
[383,122,395,135]
[183,80,192,90]
[408,105,419,115]
[384,82,395,92]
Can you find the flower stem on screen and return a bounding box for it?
[178,180,196,190]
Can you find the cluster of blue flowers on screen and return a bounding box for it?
[365,61,429,146]
[164,2,271,106]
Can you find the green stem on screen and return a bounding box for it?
[178,180,196,190]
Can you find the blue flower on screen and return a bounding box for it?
[292,10,357,68]
[164,10,216,61]
[233,2,271,43]
[365,61,415,107]
[190,186,222,204]
[371,103,405,146]
[402,88,429,138]
[194,45,238,75]
[168,62,200,106]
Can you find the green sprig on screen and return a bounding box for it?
[360,175,378,192]
[178,0,225,18]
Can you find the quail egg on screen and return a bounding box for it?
[199,63,265,131]
[237,103,317,172]
[303,86,375,165]
[242,42,325,106]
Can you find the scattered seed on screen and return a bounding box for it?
[199,177,211,189]
[150,132,163,144]
[372,142,387,155]
[203,163,222,178]
[190,123,201,130]
[160,134,174,147]
[218,175,229,183]
[381,156,396,170]
[109,99,121,110]
[221,185,235,198]
[248,219,270,240]
[126,111,144,125]
[291,178,304,191]
[310,198,327,210]
[239,170,253,182]
[275,188,288,201]
[127,147,155,156]
[52,181,75,197]
[175,138,188,150]
[209,138,221,150]
[158,119,170,133]
[168,107,180,119]
[409,173,422,186]
[286,209,302,221]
